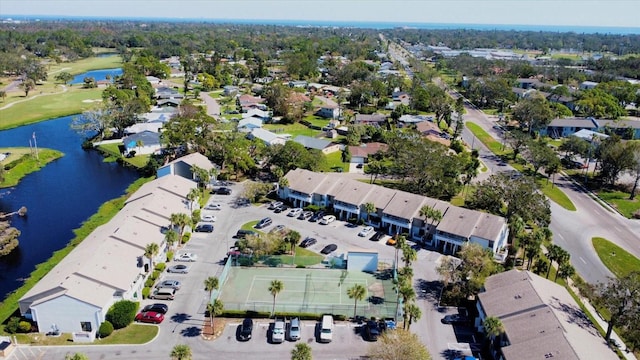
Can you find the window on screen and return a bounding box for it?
[80,322,92,332]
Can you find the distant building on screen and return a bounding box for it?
[123,131,162,155]
[317,104,340,119]
[354,113,387,126]
[293,135,341,154]
[579,81,599,90]
[248,128,287,146]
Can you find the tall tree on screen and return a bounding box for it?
[204,276,219,302]
[286,230,301,255]
[206,299,224,331]
[363,202,376,224]
[347,283,367,319]
[54,71,74,84]
[368,329,432,360]
[483,316,504,350]
[405,303,422,330]
[164,229,179,251]
[269,279,284,317]
[20,78,36,96]
[170,344,192,360]
[144,242,159,271]
[626,142,640,200]
[594,272,640,342]
[512,96,554,134]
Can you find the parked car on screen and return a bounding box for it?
[441,314,470,325]
[356,163,364,169]
[238,318,254,341]
[298,211,313,220]
[150,287,176,300]
[236,198,250,207]
[287,208,303,217]
[386,237,397,246]
[289,317,301,341]
[370,231,385,242]
[358,226,374,237]
[309,210,325,222]
[167,264,190,273]
[194,224,214,232]
[235,229,257,239]
[320,244,337,255]
[155,280,181,290]
[299,237,317,248]
[135,311,165,324]
[255,217,273,229]
[176,253,197,262]
[204,203,222,210]
[268,201,283,210]
[272,318,285,343]
[274,204,289,213]
[142,303,169,314]
[270,225,287,234]
[364,320,381,341]
[216,187,232,195]
[201,214,217,222]
[320,215,336,225]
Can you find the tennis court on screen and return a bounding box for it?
[219,267,397,318]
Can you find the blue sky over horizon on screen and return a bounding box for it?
[2,0,639,29]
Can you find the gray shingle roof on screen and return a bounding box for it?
[293,135,332,150]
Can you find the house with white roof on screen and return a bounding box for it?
[237,118,264,132]
[293,135,341,154]
[241,108,271,121]
[248,128,287,146]
[19,175,196,340]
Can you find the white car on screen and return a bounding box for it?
[358,226,374,237]
[287,208,303,217]
[201,214,217,222]
[176,253,198,262]
[320,215,336,225]
[268,201,283,210]
[204,203,222,211]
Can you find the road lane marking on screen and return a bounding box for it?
[580,257,587,264]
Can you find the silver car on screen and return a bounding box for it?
[288,317,301,341]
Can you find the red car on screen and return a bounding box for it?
[135,311,165,324]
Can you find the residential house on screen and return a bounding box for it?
[156,99,181,108]
[516,78,545,89]
[146,76,161,85]
[398,114,433,125]
[123,131,162,156]
[416,121,442,137]
[238,94,267,112]
[237,118,263,132]
[248,128,287,146]
[293,135,341,154]
[288,80,308,89]
[547,93,576,111]
[579,81,599,90]
[392,89,411,105]
[540,117,599,138]
[348,142,388,164]
[354,113,387,126]
[241,108,271,122]
[597,119,640,139]
[18,175,196,340]
[124,122,163,135]
[279,169,508,256]
[223,85,239,96]
[155,87,184,100]
[476,270,617,360]
[317,104,340,119]
[157,152,216,182]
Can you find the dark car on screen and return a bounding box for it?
[195,224,214,232]
[320,244,337,255]
[217,187,232,195]
[364,320,381,341]
[235,229,257,239]
[370,231,385,242]
[238,318,254,341]
[298,211,313,220]
[255,217,272,229]
[356,163,364,169]
[299,237,317,248]
[441,314,470,325]
[274,204,289,213]
[142,303,169,314]
[135,311,165,324]
[309,211,325,222]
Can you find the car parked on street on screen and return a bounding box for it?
[320,215,336,225]
[358,226,374,237]
[167,264,190,273]
[289,317,301,341]
[176,253,197,262]
[238,318,254,341]
[135,311,165,324]
[287,208,303,217]
[299,237,317,248]
[194,224,214,232]
[255,217,272,229]
[298,211,313,220]
[142,303,169,314]
[155,280,181,290]
[320,244,337,255]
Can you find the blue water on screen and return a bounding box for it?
[70,68,123,85]
[0,116,139,299]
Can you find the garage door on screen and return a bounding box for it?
[347,251,378,273]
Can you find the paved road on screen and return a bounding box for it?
[200,92,221,117]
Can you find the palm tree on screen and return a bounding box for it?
[164,229,179,251]
[483,316,504,352]
[405,303,422,330]
[394,234,407,270]
[419,205,442,239]
[170,344,192,360]
[170,212,191,239]
[347,284,367,319]
[507,215,525,254]
[545,244,562,279]
[207,299,224,331]
[556,262,575,283]
[144,243,159,272]
[399,284,416,328]
[393,270,412,322]
[401,244,417,268]
[187,188,199,211]
[204,276,219,302]
[363,202,376,224]
[286,230,301,255]
[269,279,284,317]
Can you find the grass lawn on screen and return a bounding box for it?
[0,88,104,130]
[482,108,500,116]
[241,221,261,232]
[323,151,349,173]
[273,247,324,267]
[596,189,640,219]
[465,122,508,156]
[12,324,157,345]
[303,115,330,128]
[0,148,64,188]
[95,143,149,168]
[535,176,577,211]
[47,55,123,76]
[592,237,640,278]
[263,123,321,138]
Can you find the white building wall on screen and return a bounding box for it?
[31,295,102,334]
[347,252,378,273]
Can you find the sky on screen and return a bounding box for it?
[2,0,640,29]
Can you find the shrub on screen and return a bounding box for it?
[155,263,166,272]
[5,317,20,333]
[145,279,155,288]
[18,320,31,333]
[167,251,174,262]
[98,321,114,338]
[106,300,138,329]
[151,270,160,281]
[181,232,191,244]
[142,287,151,299]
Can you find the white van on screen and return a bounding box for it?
[319,315,333,343]
[151,287,176,300]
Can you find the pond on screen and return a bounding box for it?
[0,115,139,299]
[70,68,123,85]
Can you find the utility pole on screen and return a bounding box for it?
[32,132,39,161]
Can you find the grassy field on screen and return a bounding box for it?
[0,88,103,130]
[95,143,150,168]
[465,122,507,155]
[596,189,640,219]
[323,151,349,172]
[272,246,324,267]
[535,176,577,211]
[0,148,64,188]
[263,123,321,138]
[46,55,123,76]
[592,237,640,278]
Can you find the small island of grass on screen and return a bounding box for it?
[0,147,64,188]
